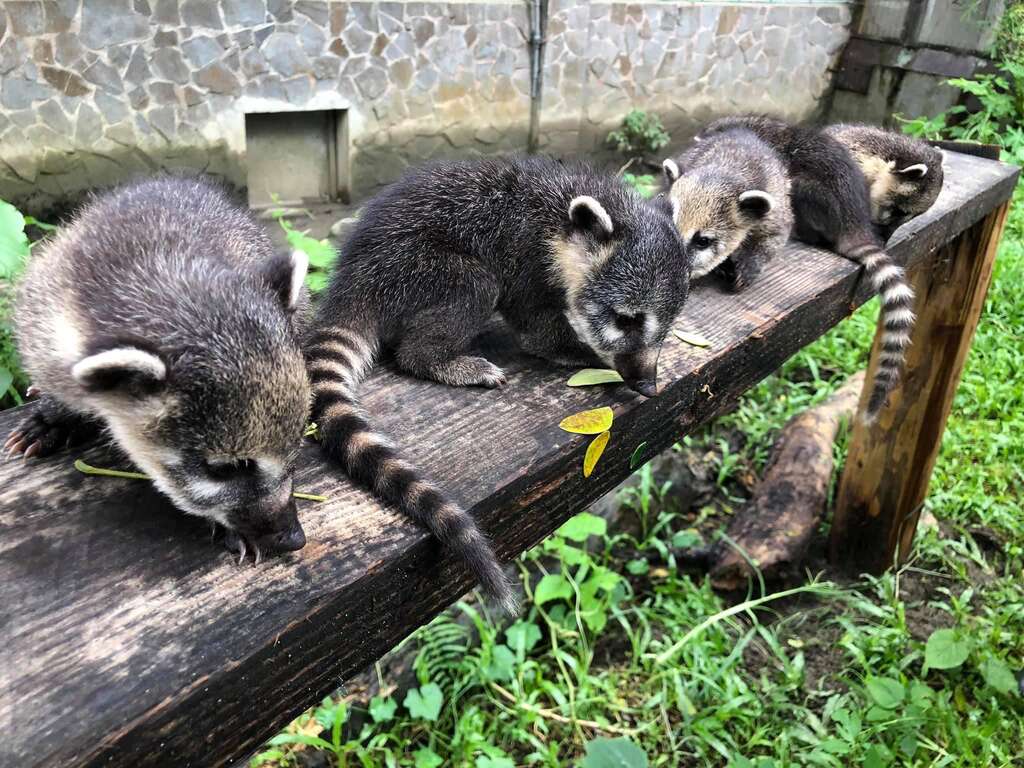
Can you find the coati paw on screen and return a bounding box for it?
[443,356,507,388]
[222,528,263,566]
[4,405,94,459]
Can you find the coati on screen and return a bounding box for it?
[661,127,793,291]
[698,115,917,420]
[307,155,691,612]
[6,176,313,561]
[823,123,945,240]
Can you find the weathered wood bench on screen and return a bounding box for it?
[0,150,1017,767]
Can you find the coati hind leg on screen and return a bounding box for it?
[394,268,506,388]
[5,394,100,458]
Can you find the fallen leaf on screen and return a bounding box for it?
[567,368,624,387]
[674,329,712,348]
[629,441,648,470]
[584,430,611,478]
[559,406,614,435]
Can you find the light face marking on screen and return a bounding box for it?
[643,313,660,342]
[601,324,624,345]
[72,347,167,385]
[54,309,83,363]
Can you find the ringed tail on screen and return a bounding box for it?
[305,325,518,614]
[839,235,915,422]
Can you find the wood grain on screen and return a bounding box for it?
[831,199,1013,574]
[0,151,1017,768]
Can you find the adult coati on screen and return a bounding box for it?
[307,155,692,612]
[7,176,312,561]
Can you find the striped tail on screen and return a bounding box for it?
[839,235,916,422]
[305,325,518,614]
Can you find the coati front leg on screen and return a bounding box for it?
[509,310,603,368]
[5,394,100,458]
[714,232,779,292]
[394,269,506,388]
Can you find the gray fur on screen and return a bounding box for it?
[8,176,312,558]
[307,155,691,612]
[662,128,793,291]
[824,123,944,240]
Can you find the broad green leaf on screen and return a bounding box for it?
[567,368,624,386]
[559,406,614,435]
[865,676,905,709]
[584,430,611,477]
[404,683,443,721]
[305,272,329,293]
[629,441,648,469]
[286,230,336,268]
[484,644,516,682]
[505,621,542,654]
[0,367,13,398]
[413,747,443,768]
[0,199,30,278]
[671,530,702,549]
[369,695,397,722]
[924,628,970,670]
[979,657,1016,694]
[863,744,892,768]
[581,737,649,768]
[673,328,711,348]
[626,558,648,575]
[557,512,607,541]
[534,573,572,605]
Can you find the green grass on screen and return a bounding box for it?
[254,188,1024,767]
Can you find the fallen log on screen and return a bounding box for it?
[708,371,866,589]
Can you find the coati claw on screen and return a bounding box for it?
[253,544,262,567]
[23,441,41,460]
[6,437,27,457]
[236,538,247,566]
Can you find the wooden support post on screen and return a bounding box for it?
[831,202,1011,573]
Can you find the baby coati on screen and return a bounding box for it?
[698,115,916,420]
[661,127,793,291]
[824,123,944,240]
[307,155,691,612]
[6,176,313,561]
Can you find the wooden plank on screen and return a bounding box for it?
[0,151,1017,768]
[831,199,1013,573]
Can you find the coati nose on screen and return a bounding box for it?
[614,352,660,398]
[275,522,307,553]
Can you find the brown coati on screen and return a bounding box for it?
[823,123,945,240]
[661,127,793,291]
[6,176,313,561]
[699,115,916,420]
[307,155,692,612]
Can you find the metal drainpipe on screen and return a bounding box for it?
[527,0,549,153]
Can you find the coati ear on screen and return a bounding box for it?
[738,190,775,219]
[895,163,928,179]
[569,196,614,240]
[662,158,681,184]
[259,249,309,312]
[72,347,167,396]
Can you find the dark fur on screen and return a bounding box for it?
[308,155,691,612]
[9,176,312,557]
[699,116,917,420]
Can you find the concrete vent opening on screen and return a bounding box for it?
[244,109,349,208]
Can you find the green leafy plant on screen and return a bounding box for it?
[607,110,670,159]
[264,202,338,294]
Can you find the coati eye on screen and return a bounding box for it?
[691,234,715,250]
[203,458,257,481]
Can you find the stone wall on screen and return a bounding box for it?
[0,1,854,215]
[828,0,1004,126]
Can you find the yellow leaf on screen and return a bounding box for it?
[583,430,610,478]
[674,328,712,348]
[559,406,614,435]
[566,368,624,387]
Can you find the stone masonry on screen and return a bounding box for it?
[0,1,854,215]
